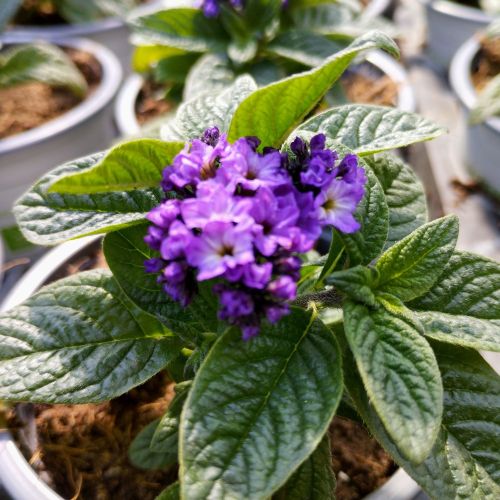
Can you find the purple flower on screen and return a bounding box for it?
[198,0,244,18]
[145,128,366,339]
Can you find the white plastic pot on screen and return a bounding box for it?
[0,236,421,500]
[0,36,122,229]
[421,0,492,68]
[114,51,416,138]
[449,37,500,197]
[5,1,165,72]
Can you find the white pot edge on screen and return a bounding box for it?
[449,37,500,133]
[0,236,421,500]
[420,0,492,23]
[114,51,416,139]
[0,36,122,156]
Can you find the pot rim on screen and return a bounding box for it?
[420,0,492,23]
[0,235,421,500]
[449,36,500,133]
[0,36,122,156]
[114,50,416,138]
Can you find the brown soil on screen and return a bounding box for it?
[471,37,500,92]
[6,243,395,500]
[342,73,398,107]
[0,48,102,140]
[135,80,175,125]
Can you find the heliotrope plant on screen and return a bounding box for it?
[0,32,499,500]
[128,0,395,101]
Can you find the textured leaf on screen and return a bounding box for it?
[103,224,218,342]
[129,419,177,470]
[156,482,180,500]
[14,153,162,245]
[183,53,235,101]
[295,105,445,155]
[343,299,443,463]
[128,8,228,53]
[339,161,389,265]
[228,31,399,148]
[0,270,181,403]
[0,43,87,97]
[180,308,343,499]
[367,154,428,249]
[410,251,500,352]
[48,140,183,195]
[470,73,500,124]
[266,30,346,67]
[274,434,335,500]
[161,75,257,141]
[347,342,500,498]
[376,215,459,302]
[326,266,378,307]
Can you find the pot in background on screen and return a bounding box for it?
[422,0,492,68]
[0,36,122,229]
[0,236,421,500]
[114,50,416,139]
[449,37,500,197]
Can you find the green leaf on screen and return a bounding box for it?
[129,419,177,470]
[153,53,200,84]
[343,299,443,463]
[295,105,445,155]
[375,215,459,302]
[290,3,358,34]
[274,434,335,500]
[228,31,399,148]
[347,342,500,498]
[0,43,87,97]
[410,251,500,352]
[151,381,191,453]
[227,38,258,65]
[470,73,500,124]
[48,140,183,195]
[339,161,389,265]
[54,0,137,23]
[103,224,218,341]
[14,153,162,245]
[0,0,22,31]
[131,43,187,73]
[0,270,182,403]
[161,75,257,141]
[128,8,228,53]
[367,154,428,249]
[327,265,379,307]
[266,30,346,67]
[156,482,180,500]
[180,308,343,499]
[183,53,235,101]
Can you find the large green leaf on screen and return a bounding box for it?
[153,53,200,84]
[48,140,184,195]
[339,161,388,266]
[274,434,335,500]
[180,308,343,499]
[0,43,87,97]
[227,31,398,148]
[128,8,228,53]
[183,53,235,101]
[14,153,162,245]
[326,265,378,307]
[343,299,443,463]
[266,30,346,67]
[295,105,445,155]
[161,75,257,141]
[131,43,187,73]
[367,154,428,249]
[410,251,500,352]
[129,419,177,470]
[103,224,218,341]
[347,342,500,497]
[375,215,459,302]
[0,270,181,403]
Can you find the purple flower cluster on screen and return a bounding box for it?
[198,0,243,18]
[145,127,366,339]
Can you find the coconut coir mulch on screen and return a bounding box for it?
[6,248,395,500]
[472,36,500,91]
[0,47,102,139]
